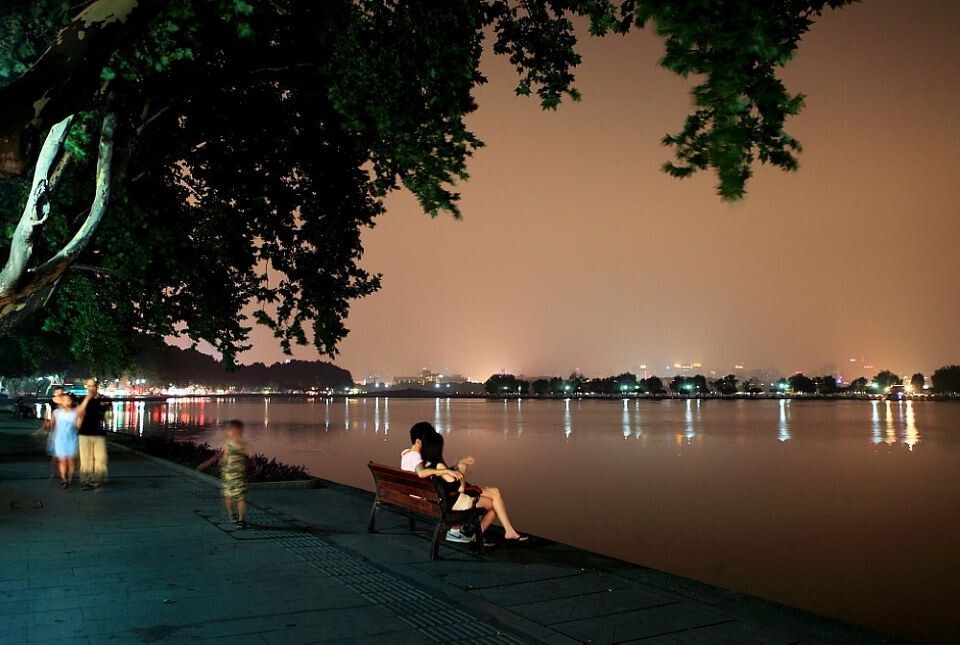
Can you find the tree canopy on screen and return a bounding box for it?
[931,365,960,394]
[910,372,925,391]
[872,370,902,390]
[485,372,529,395]
[0,0,855,372]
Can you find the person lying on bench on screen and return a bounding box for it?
[401,422,470,543]
[421,431,529,544]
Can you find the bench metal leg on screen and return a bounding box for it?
[368,500,380,533]
[430,521,444,560]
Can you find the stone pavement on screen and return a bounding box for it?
[0,417,891,644]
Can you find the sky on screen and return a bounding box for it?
[233,0,960,383]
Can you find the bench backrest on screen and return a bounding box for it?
[368,462,444,518]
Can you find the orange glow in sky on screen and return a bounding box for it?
[233,0,960,381]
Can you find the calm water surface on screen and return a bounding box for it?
[114,397,960,640]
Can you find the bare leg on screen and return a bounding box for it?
[236,497,247,523]
[224,495,236,521]
[58,458,67,483]
[476,487,522,539]
[65,457,75,482]
[479,508,496,534]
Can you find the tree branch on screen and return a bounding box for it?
[0,113,116,325]
[29,112,117,282]
[0,115,74,297]
[0,0,168,177]
[71,263,115,275]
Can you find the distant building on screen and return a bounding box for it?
[389,368,478,393]
[446,381,485,396]
[393,368,467,387]
[362,374,386,388]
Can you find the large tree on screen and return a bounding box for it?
[0,0,856,372]
[788,372,816,394]
[909,372,924,391]
[931,365,960,395]
[847,376,869,393]
[814,374,839,394]
[711,374,739,395]
[872,369,902,390]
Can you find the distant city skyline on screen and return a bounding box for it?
[357,356,924,385]
[193,0,958,383]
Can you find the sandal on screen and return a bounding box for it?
[502,534,531,545]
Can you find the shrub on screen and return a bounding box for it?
[117,432,311,482]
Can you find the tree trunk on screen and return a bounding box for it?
[0,113,117,332]
[0,283,58,334]
[0,116,74,295]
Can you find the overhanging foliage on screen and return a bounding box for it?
[0,0,856,372]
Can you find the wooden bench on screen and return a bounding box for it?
[367,462,486,560]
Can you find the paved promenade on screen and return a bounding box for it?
[0,417,890,643]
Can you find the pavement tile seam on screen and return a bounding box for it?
[419,621,523,642]
[459,570,584,591]
[620,618,741,643]
[549,600,682,626]
[168,602,376,630]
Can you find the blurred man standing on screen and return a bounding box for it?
[77,378,110,490]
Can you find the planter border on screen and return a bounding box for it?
[107,434,324,490]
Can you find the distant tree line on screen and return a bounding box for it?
[0,338,352,391]
[126,343,353,390]
[485,372,667,396]
[483,365,960,396]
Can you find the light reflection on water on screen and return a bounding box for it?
[635,400,644,440]
[884,400,896,445]
[99,395,932,453]
[516,398,523,437]
[871,399,881,444]
[904,400,918,449]
[105,394,934,459]
[622,399,630,439]
[74,395,930,454]
[778,399,791,442]
[676,398,703,445]
[105,396,956,639]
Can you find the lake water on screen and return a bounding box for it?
[112,396,960,640]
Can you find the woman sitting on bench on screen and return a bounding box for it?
[421,432,529,544]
